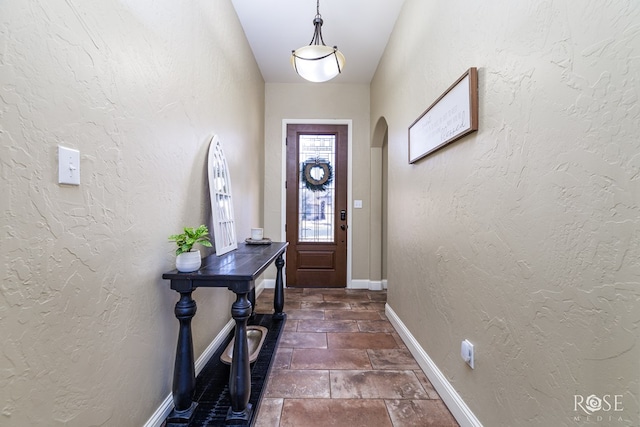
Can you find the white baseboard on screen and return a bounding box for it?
[263,278,385,291]
[349,279,385,290]
[144,393,174,427]
[262,278,275,289]
[350,279,369,289]
[369,280,383,291]
[385,304,483,427]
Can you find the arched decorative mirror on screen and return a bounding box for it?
[207,135,238,256]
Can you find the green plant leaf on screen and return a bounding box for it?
[169,224,212,255]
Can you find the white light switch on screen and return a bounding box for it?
[354,200,363,209]
[58,146,80,185]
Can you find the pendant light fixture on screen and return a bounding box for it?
[291,0,345,83]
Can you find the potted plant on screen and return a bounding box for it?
[168,224,213,272]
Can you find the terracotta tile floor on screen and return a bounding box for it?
[253,288,459,427]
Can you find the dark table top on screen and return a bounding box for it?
[163,241,288,293]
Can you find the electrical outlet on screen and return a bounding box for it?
[461,339,474,369]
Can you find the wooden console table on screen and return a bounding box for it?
[162,241,288,424]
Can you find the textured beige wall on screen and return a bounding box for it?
[0,1,264,425]
[264,83,372,282]
[372,1,639,425]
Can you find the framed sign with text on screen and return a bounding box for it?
[408,67,478,163]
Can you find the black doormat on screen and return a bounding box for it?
[166,313,285,427]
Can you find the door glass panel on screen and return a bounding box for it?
[298,134,335,242]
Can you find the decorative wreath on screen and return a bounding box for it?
[301,158,333,192]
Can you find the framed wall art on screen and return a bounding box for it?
[408,67,478,163]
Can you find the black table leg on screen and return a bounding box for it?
[273,254,285,319]
[167,291,198,422]
[249,287,256,317]
[226,291,252,422]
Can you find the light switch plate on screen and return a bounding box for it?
[58,146,80,185]
[354,200,363,209]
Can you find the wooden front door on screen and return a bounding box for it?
[286,124,348,287]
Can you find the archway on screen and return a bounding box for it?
[371,117,389,289]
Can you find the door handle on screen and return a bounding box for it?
[341,224,348,231]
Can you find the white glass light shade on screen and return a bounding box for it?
[291,45,346,83]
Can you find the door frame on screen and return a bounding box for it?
[280,119,353,287]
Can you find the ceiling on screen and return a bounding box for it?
[231,0,406,84]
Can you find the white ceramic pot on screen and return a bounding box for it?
[176,250,201,272]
